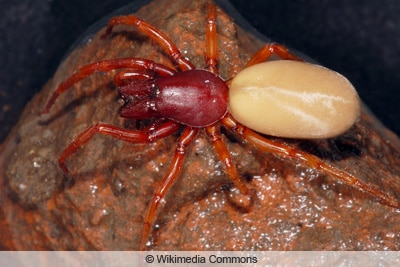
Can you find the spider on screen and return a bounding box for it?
[40,3,400,250]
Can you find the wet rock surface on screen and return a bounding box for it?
[1,0,400,250]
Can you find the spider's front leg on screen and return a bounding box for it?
[40,58,176,115]
[58,121,180,175]
[102,15,194,71]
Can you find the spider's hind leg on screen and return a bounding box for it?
[221,114,400,209]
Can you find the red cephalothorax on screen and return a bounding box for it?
[40,3,400,250]
[119,69,228,126]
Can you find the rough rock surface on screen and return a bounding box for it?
[1,0,400,250]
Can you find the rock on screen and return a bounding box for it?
[1,0,399,250]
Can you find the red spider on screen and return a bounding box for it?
[40,3,400,250]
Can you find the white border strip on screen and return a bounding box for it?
[0,251,399,267]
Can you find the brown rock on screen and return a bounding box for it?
[1,0,400,250]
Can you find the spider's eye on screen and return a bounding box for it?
[119,94,135,103]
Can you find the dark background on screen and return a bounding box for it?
[1,0,399,142]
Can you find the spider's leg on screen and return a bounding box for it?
[58,121,180,175]
[205,3,218,74]
[140,127,198,250]
[246,43,303,67]
[40,58,175,114]
[221,114,400,209]
[113,69,157,86]
[102,16,195,71]
[206,124,249,195]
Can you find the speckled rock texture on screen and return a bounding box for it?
[1,0,400,250]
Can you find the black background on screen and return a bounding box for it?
[1,0,399,142]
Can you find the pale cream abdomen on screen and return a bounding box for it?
[229,60,361,139]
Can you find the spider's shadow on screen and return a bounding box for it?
[296,133,362,162]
